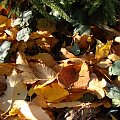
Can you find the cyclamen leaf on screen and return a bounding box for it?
[70,42,80,55]
[16,27,30,42]
[0,41,11,63]
[106,85,120,107]
[109,60,120,76]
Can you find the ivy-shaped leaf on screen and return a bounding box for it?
[106,85,120,107]
[0,41,11,63]
[109,60,120,76]
[16,27,30,42]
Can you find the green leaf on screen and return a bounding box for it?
[16,27,31,42]
[109,60,120,76]
[14,10,32,27]
[0,41,11,63]
[70,42,80,55]
[106,85,120,107]
[74,25,91,35]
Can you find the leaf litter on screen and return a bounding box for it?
[0,12,120,120]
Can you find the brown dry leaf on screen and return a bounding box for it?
[27,53,57,68]
[88,73,107,99]
[16,52,38,84]
[0,63,14,76]
[71,62,90,92]
[9,100,53,120]
[95,40,113,60]
[112,45,120,57]
[0,69,27,113]
[34,82,69,102]
[58,64,80,89]
[0,15,8,32]
[36,18,56,33]
[30,31,50,39]
[48,98,110,108]
[5,27,18,41]
[0,76,7,94]
[30,95,48,108]
[113,76,120,87]
[36,35,57,52]
[74,34,90,49]
[29,62,57,85]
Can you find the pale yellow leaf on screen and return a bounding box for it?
[16,52,38,84]
[10,100,52,120]
[108,54,120,61]
[115,36,120,43]
[0,69,27,113]
[88,73,107,99]
[97,59,112,68]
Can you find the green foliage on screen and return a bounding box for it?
[1,0,120,26]
[106,85,120,107]
[0,41,11,63]
[109,60,120,76]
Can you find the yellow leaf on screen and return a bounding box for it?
[110,114,118,120]
[0,32,7,40]
[34,82,69,102]
[0,15,7,25]
[88,73,107,99]
[95,40,112,60]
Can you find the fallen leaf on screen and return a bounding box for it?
[58,64,79,89]
[74,33,89,49]
[34,82,69,102]
[48,98,110,108]
[69,42,81,55]
[95,40,112,60]
[0,69,27,113]
[112,45,120,57]
[115,36,120,43]
[30,95,48,108]
[71,62,90,92]
[29,62,57,85]
[27,53,57,68]
[60,47,76,58]
[108,54,120,61]
[36,18,56,33]
[0,63,14,76]
[0,76,7,93]
[109,60,120,76]
[16,52,38,84]
[88,73,107,99]
[105,85,120,107]
[97,59,112,68]
[5,27,18,41]
[0,41,11,63]
[36,35,57,52]
[0,32,7,40]
[9,100,53,120]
